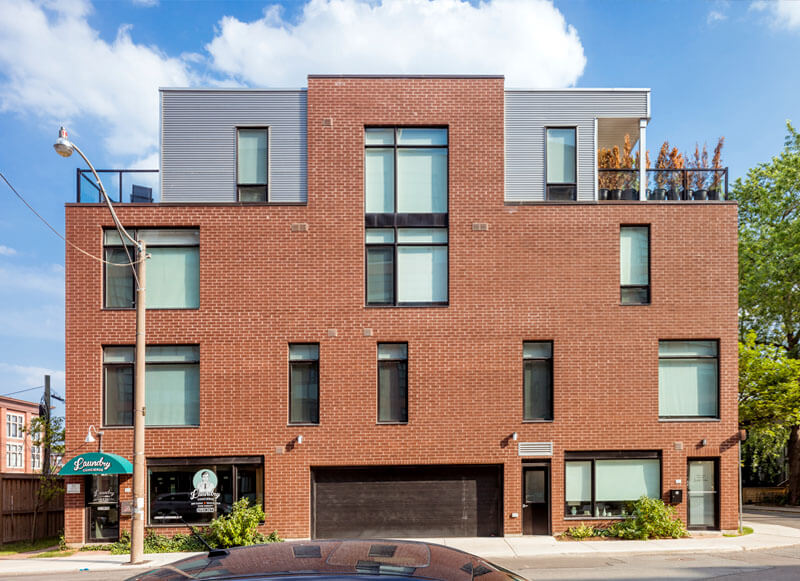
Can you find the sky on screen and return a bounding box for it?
[0,0,799,417]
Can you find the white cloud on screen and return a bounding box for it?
[0,245,17,256]
[0,303,63,342]
[0,0,194,159]
[207,0,586,88]
[707,10,727,24]
[0,262,64,296]
[0,362,65,395]
[132,0,158,6]
[751,0,800,30]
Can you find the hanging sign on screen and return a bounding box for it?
[58,452,133,475]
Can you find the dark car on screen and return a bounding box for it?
[126,539,528,581]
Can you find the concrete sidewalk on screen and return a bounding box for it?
[1,520,799,576]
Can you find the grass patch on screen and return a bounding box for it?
[0,537,61,557]
[724,526,754,537]
[31,549,76,558]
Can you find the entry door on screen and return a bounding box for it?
[522,467,549,535]
[86,475,120,542]
[688,460,718,529]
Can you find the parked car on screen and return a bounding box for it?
[127,539,528,580]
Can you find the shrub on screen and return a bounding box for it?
[209,498,267,549]
[565,522,597,540]
[606,496,688,540]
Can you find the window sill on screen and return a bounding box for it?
[365,304,449,309]
[287,423,320,427]
[564,516,627,521]
[659,417,720,422]
[619,302,651,307]
[101,425,201,429]
[523,419,554,423]
[102,308,200,311]
[376,422,408,426]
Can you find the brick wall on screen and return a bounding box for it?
[64,76,739,541]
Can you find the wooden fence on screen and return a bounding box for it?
[0,474,64,545]
[743,486,788,505]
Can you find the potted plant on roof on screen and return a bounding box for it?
[666,146,686,200]
[708,137,725,200]
[598,146,622,200]
[653,141,670,200]
[690,142,709,200]
[620,134,638,200]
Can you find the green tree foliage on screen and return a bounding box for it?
[735,122,800,502]
[25,414,66,542]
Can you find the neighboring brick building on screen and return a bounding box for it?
[1,395,41,474]
[62,76,739,544]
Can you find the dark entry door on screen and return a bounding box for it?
[86,475,119,542]
[522,466,549,535]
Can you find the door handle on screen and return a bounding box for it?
[522,504,528,508]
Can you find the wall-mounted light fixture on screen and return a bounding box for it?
[297,435,304,444]
[85,425,104,452]
[511,432,518,441]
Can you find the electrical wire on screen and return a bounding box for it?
[0,385,44,397]
[1,170,143,268]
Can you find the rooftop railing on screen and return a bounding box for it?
[76,169,159,203]
[598,168,728,201]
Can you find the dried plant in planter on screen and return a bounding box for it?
[654,141,670,189]
[690,142,709,191]
[710,136,725,193]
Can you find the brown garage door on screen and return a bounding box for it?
[311,465,502,538]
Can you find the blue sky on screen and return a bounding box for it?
[0,0,799,416]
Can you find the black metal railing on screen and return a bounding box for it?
[597,168,728,201]
[76,169,159,203]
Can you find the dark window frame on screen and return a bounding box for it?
[236,126,270,202]
[658,339,720,420]
[376,342,409,424]
[102,228,200,310]
[564,451,662,519]
[102,344,200,428]
[545,126,577,201]
[522,341,554,422]
[620,224,651,305]
[686,457,720,530]
[365,126,449,307]
[288,343,320,425]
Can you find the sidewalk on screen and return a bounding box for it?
[1,520,799,576]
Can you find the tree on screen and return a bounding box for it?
[26,413,65,541]
[735,121,800,502]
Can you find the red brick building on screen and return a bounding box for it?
[62,76,739,544]
[1,395,41,474]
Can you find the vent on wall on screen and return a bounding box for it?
[518,442,553,457]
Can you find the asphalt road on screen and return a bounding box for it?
[741,507,800,530]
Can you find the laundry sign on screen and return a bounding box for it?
[58,452,133,475]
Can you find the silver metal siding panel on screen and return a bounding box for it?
[505,91,648,202]
[161,90,307,203]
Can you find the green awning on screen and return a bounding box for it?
[59,452,133,475]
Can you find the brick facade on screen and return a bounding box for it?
[1,396,40,474]
[63,76,739,543]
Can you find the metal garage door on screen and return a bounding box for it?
[311,465,502,538]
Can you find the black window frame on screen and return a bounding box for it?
[236,126,269,202]
[365,126,449,307]
[545,126,577,201]
[564,450,662,519]
[523,341,554,422]
[376,342,408,424]
[288,343,320,425]
[102,344,200,428]
[620,224,651,305]
[102,228,200,310]
[658,339,720,420]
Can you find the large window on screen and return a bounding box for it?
[289,344,319,424]
[237,128,268,202]
[104,229,199,309]
[546,127,577,200]
[148,457,263,526]
[621,226,650,304]
[103,345,200,427]
[565,452,661,517]
[6,443,23,469]
[523,341,553,421]
[6,413,23,438]
[659,340,719,418]
[365,128,448,306]
[31,445,42,471]
[377,343,408,423]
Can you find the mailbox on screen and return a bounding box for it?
[669,489,683,504]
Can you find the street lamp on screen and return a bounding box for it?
[54,127,148,564]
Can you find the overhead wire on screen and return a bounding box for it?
[0,385,44,397]
[1,170,143,268]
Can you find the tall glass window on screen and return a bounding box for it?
[377,343,408,423]
[659,341,719,418]
[6,413,23,438]
[523,341,553,421]
[365,128,448,306]
[289,344,320,424]
[104,229,199,309]
[620,226,650,304]
[546,127,577,200]
[237,128,268,201]
[103,345,200,427]
[565,453,660,517]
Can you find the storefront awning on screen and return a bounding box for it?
[59,452,133,476]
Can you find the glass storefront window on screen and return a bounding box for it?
[148,459,263,525]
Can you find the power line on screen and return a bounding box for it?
[0,170,142,267]
[0,385,44,397]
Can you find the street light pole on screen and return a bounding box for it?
[54,127,147,564]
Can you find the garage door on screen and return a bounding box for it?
[311,465,502,538]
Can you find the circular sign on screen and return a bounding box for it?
[192,469,218,493]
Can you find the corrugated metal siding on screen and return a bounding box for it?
[505,91,648,202]
[161,90,307,203]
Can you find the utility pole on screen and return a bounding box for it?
[43,375,51,476]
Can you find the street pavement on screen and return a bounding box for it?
[1,508,799,580]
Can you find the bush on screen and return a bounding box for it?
[606,496,688,540]
[565,522,598,540]
[209,498,266,548]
